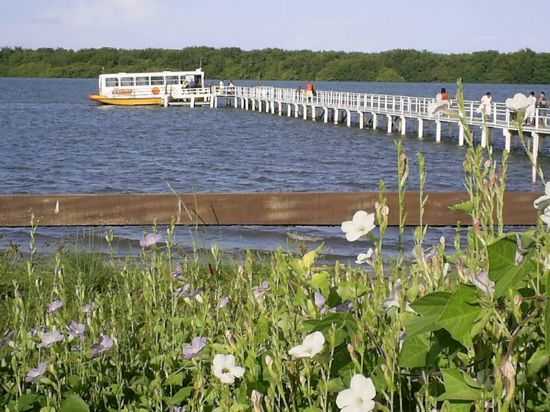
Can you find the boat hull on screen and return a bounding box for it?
[89,95,162,106]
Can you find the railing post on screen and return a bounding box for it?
[532,132,539,183]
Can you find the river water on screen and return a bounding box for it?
[0,78,548,261]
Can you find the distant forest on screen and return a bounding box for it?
[1,47,549,83]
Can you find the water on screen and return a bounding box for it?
[1,78,548,261]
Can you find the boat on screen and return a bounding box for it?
[89,69,205,106]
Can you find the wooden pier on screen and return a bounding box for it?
[167,86,550,183]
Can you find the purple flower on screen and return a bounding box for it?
[252,281,270,302]
[182,336,207,360]
[172,263,183,279]
[25,362,48,383]
[68,321,86,339]
[471,271,495,295]
[91,335,114,358]
[314,292,326,309]
[39,330,64,348]
[140,233,163,248]
[47,299,64,314]
[217,296,230,309]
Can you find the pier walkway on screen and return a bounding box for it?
[172,86,550,182]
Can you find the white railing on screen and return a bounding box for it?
[216,86,550,132]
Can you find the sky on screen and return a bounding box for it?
[1,0,548,53]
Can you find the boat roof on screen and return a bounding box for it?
[99,69,204,79]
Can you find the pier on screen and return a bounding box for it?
[166,86,550,183]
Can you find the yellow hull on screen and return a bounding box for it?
[89,95,162,106]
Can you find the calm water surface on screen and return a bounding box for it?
[1,78,548,260]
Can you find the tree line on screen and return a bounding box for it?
[0,47,549,83]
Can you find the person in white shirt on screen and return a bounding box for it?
[525,91,537,125]
[478,92,492,118]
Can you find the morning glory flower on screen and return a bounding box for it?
[471,271,495,295]
[336,374,376,412]
[314,292,326,310]
[341,211,376,242]
[288,331,325,359]
[356,248,375,266]
[39,330,64,348]
[212,354,245,384]
[91,335,114,358]
[182,337,207,360]
[25,362,48,383]
[140,233,163,248]
[68,321,86,339]
[217,296,230,309]
[252,281,270,302]
[47,299,64,314]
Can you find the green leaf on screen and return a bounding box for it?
[166,387,193,406]
[60,394,90,412]
[10,394,39,412]
[437,286,482,347]
[411,292,452,317]
[442,400,474,412]
[527,348,549,377]
[302,250,317,271]
[448,200,474,214]
[399,333,430,368]
[326,377,346,393]
[438,368,483,401]
[310,271,330,296]
[301,408,322,412]
[337,280,367,301]
[165,372,184,386]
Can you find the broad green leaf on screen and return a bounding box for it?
[165,372,183,386]
[437,286,482,347]
[167,387,193,406]
[337,280,367,301]
[411,292,451,317]
[310,271,330,296]
[10,394,38,412]
[527,348,549,377]
[326,377,346,392]
[438,368,483,401]
[487,236,516,281]
[442,400,474,412]
[399,333,430,368]
[60,394,90,412]
[301,408,322,412]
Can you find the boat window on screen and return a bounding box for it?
[120,77,135,86]
[136,76,150,86]
[166,76,179,85]
[105,77,119,87]
[151,76,164,86]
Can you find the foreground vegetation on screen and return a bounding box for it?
[0,83,549,411]
[1,47,550,84]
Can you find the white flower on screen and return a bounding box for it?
[341,211,376,242]
[336,374,376,412]
[25,362,48,383]
[505,93,530,112]
[288,331,325,359]
[356,248,375,265]
[383,279,402,310]
[212,354,245,384]
[540,206,550,228]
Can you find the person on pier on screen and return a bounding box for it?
[525,91,537,125]
[477,92,492,118]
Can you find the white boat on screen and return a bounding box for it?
[89,69,205,106]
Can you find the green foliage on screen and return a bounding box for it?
[1,47,550,82]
